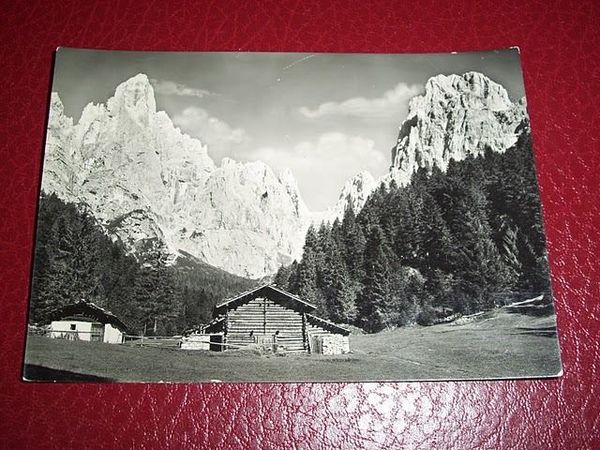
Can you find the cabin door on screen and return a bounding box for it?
[262,297,267,335]
[90,322,104,342]
[255,297,275,344]
[209,335,223,352]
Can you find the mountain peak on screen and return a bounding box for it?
[426,71,494,88]
[42,74,311,278]
[278,167,296,185]
[47,91,74,135]
[116,73,152,93]
[390,72,527,185]
[107,73,157,120]
[326,170,376,220]
[423,72,512,111]
[50,92,65,113]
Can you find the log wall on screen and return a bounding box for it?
[226,297,306,352]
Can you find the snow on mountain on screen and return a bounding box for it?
[42,74,310,279]
[388,71,528,185]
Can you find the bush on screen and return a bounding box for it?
[416,306,436,326]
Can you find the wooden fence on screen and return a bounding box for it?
[31,326,246,351]
[123,334,246,350]
[32,328,104,341]
[122,335,182,348]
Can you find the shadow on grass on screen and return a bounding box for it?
[515,326,557,338]
[23,364,116,382]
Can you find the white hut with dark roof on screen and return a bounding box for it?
[47,301,130,344]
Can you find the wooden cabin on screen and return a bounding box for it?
[47,301,130,344]
[202,284,350,354]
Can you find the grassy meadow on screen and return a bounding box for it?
[23,308,562,383]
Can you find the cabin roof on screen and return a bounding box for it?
[215,284,316,314]
[48,301,130,333]
[201,316,225,334]
[306,314,351,336]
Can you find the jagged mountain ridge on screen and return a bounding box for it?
[42,71,528,278]
[329,72,529,217]
[389,71,528,185]
[42,74,311,279]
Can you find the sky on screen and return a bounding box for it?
[52,48,526,211]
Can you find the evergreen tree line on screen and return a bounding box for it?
[29,193,254,335]
[275,131,552,333]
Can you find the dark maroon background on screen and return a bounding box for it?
[1,1,599,448]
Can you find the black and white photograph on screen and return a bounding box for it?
[24,48,562,382]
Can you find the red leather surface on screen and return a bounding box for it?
[1,1,599,448]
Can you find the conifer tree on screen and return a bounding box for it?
[296,225,326,314]
[393,188,425,267]
[274,264,292,289]
[359,225,393,332]
[341,206,366,281]
[420,191,454,274]
[31,198,108,322]
[358,183,387,231]
[320,232,357,323]
[449,185,515,311]
[133,245,181,335]
[286,260,300,293]
[289,129,549,327]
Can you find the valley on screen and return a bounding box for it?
[41,71,528,279]
[24,305,561,382]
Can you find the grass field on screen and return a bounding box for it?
[23,308,562,382]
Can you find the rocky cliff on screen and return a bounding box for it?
[327,72,529,217]
[388,71,528,185]
[326,171,377,220]
[41,71,528,277]
[42,74,310,278]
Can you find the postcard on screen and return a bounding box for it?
[24,48,562,382]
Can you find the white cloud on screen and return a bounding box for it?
[172,106,248,160]
[245,132,388,211]
[299,82,422,119]
[150,79,213,98]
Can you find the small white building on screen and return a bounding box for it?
[48,301,129,344]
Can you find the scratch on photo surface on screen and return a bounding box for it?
[282,54,315,71]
